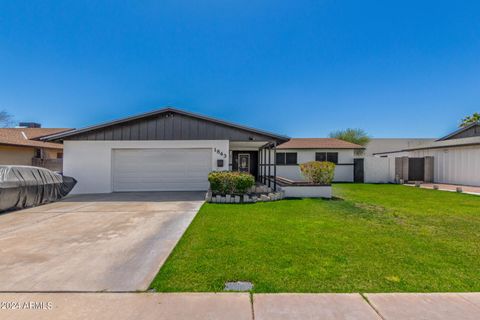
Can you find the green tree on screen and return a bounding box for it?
[329,128,370,146]
[460,112,480,127]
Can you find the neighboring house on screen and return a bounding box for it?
[374,122,480,186]
[363,138,435,156]
[0,127,71,171]
[42,107,363,194]
[275,138,364,182]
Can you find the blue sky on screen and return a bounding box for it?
[1,1,479,138]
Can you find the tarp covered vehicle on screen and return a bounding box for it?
[0,166,77,212]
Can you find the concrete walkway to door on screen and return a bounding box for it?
[0,192,204,292]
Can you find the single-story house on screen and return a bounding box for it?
[374,122,480,186]
[275,138,364,182]
[0,127,71,171]
[42,108,362,194]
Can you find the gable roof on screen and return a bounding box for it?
[437,122,480,141]
[0,128,71,149]
[42,107,290,143]
[277,138,364,149]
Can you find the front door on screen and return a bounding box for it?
[238,154,250,173]
[232,151,258,179]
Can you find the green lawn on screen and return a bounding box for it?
[150,184,480,293]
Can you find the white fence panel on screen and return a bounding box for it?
[364,157,395,183]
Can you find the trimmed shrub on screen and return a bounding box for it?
[299,161,336,185]
[208,171,255,195]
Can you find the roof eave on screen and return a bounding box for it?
[33,129,75,141]
[372,150,405,155]
[404,142,480,151]
[0,142,63,149]
[277,146,365,150]
[374,141,480,154]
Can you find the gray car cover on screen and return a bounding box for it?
[0,166,77,212]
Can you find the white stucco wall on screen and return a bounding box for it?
[280,185,332,198]
[364,156,396,183]
[409,146,480,186]
[64,140,230,194]
[273,149,355,182]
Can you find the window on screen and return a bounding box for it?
[276,152,297,165]
[34,148,42,158]
[286,153,297,165]
[315,152,326,162]
[276,152,285,165]
[315,152,338,164]
[57,152,63,159]
[327,152,338,164]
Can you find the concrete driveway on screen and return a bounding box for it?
[0,192,204,292]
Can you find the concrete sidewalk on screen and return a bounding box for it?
[366,293,480,320]
[405,183,480,196]
[0,293,251,320]
[1,292,480,319]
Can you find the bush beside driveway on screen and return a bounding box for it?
[151,184,480,293]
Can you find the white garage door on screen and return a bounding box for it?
[112,149,211,191]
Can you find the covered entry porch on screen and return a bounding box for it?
[229,141,279,191]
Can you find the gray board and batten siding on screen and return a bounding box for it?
[43,108,289,143]
[438,123,480,141]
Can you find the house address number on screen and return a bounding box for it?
[213,148,227,159]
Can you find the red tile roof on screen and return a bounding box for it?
[277,138,364,149]
[0,128,72,149]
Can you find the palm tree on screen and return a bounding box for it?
[329,128,370,146]
[460,112,480,127]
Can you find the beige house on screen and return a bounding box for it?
[0,128,71,171]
